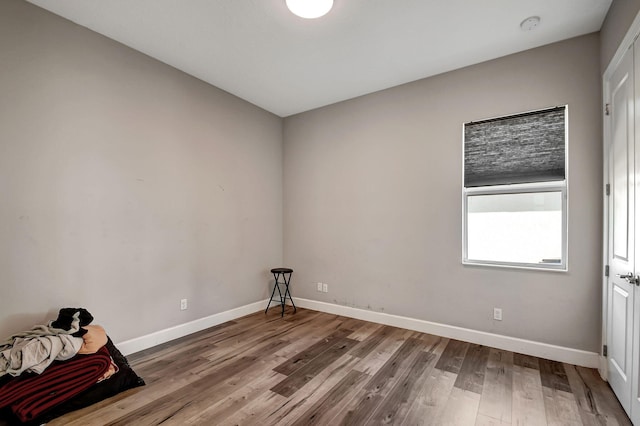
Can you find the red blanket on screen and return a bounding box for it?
[0,345,111,422]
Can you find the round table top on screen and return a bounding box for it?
[271,267,293,274]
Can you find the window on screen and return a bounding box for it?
[462,106,567,270]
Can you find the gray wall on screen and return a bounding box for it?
[283,34,602,352]
[600,0,640,71]
[0,0,606,354]
[0,0,283,342]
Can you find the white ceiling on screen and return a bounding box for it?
[27,0,612,117]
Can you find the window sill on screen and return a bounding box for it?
[462,259,568,272]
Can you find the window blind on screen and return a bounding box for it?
[464,106,566,187]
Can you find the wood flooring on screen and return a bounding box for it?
[48,307,631,425]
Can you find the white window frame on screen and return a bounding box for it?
[462,106,569,272]
[462,181,568,271]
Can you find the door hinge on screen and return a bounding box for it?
[603,344,608,356]
[605,265,610,277]
[606,183,610,196]
[605,103,610,116]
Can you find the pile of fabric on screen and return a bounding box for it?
[0,308,144,425]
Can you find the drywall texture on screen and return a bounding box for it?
[284,34,602,352]
[600,0,640,71]
[0,0,283,341]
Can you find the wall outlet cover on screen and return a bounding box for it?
[493,307,502,321]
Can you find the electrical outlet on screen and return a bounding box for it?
[493,307,502,321]
[322,283,328,293]
[317,282,323,292]
[181,299,188,310]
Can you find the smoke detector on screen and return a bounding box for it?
[520,16,541,31]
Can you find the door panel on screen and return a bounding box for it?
[631,39,640,425]
[610,284,629,378]
[613,77,630,260]
[608,44,635,417]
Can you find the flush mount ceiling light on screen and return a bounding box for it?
[286,0,334,19]
[520,16,541,31]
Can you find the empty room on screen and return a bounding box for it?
[1,0,639,424]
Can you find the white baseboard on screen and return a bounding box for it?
[115,297,599,368]
[295,298,600,368]
[116,300,268,355]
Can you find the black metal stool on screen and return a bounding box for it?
[265,267,296,317]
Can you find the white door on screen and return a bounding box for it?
[607,43,638,422]
[631,40,640,424]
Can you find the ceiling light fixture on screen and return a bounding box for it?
[286,0,334,19]
[520,16,541,31]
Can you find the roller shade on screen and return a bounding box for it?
[464,106,566,187]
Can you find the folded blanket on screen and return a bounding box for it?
[0,346,111,423]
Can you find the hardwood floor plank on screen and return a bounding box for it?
[512,364,547,426]
[347,321,383,341]
[353,327,414,375]
[215,384,288,426]
[224,354,362,426]
[539,358,572,393]
[338,337,426,425]
[436,387,482,426]
[542,386,582,426]
[401,368,457,426]
[266,355,363,426]
[270,315,359,362]
[270,337,359,397]
[513,353,540,370]
[151,357,290,425]
[37,309,629,426]
[454,344,491,394]
[435,339,470,374]
[273,328,354,376]
[475,413,511,425]
[359,336,425,395]
[417,333,447,352]
[133,354,213,386]
[288,369,370,426]
[367,335,449,426]
[366,350,437,425]
[338,317,371,333]
[563,363,610,426]
[350,324,399,359]
[184,369,286,424]
[477,348,513,424]
[286,314,352,340]
[573,366,633,426]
